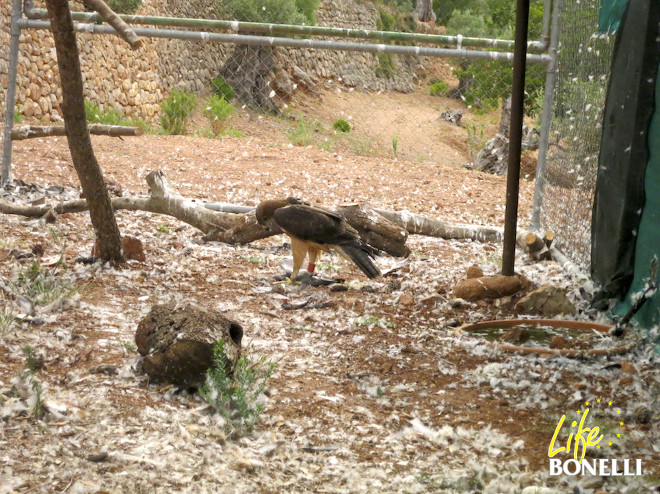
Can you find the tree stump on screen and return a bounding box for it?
[135,302,243,387]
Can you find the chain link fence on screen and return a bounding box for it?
[2,0,553,182]
[535,0,615,269]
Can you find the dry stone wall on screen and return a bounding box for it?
[0,0,424,124]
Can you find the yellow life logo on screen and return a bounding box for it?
[547,399,642,477]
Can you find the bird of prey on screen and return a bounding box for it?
[255,198,381,281]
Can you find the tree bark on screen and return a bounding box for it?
[45,0,124,262]
[415,0,436,23]
[11,124,143,140]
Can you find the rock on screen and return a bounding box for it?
[440,109,463,126]
[501,327,530,344]
[516,285,576,316]
[632,405,652,424]
[420,294,442,307]
[91,235,146,262]
[619,376,634,386]
[135,302,243,387]
[453,275,522,301]
[466,264,484,279]
[619,361,636,374]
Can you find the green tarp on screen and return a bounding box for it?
[598,0,627,33]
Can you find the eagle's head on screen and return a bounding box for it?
[255,197,306,228]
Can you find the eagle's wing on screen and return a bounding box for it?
[273,205,355,244]
[273,205,381,279]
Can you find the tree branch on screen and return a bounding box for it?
[85,0,142,49]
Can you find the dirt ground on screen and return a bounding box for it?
[0,89,658,493]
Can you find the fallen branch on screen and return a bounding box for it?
[11,124,143,140]
[374,208,503,243]
[85,0,142,49]
[1,171,517,256]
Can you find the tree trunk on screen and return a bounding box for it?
[415,0,436,23]
[219,43,279,114]
[45,0,124,262]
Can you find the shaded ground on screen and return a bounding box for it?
[0,96,658,493]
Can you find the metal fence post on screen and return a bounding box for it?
[531,0,563,230]
[1,0,23,185]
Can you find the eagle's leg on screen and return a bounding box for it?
[289,236,308,282]
[307,248,321,275]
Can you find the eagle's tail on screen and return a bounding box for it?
[337,243,381,279]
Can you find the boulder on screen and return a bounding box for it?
[135,302,243,387]
[516,285,576,316]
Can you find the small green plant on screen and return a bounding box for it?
[203,94,235,135]
[160,89,198,135]
[199,340,276,436]
[23,345,44,373]
[119,341,137,354]
[429,80,449,96]
[210,76,236,101]
[13,103,24,124]
[349,135,375,156]
[287,114,321,146]
[0,307,15,334]
[85,100,148,130]
[354,315,395,328]
[332,119,351,133]
[14,261,76,306]
[375,53,396,79]
[156,225,172,234]
[466,122,487,164]
[22,345,46,418]
[392,133,399,159]
[106,0,142,14]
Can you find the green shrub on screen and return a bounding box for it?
[217,0,319,25]
[429,80,449,96]
[287,114,321,146]
[160,89,198,135]
[106,0,142,14]
[203,95,235,134]
[332,119,351,133]
[375,53,396,79]
[13,103,24,124]
[199,340,275,436]
[210,76,236,101]
[85,100,148,129]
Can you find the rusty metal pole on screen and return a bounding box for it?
[501,0,530,276]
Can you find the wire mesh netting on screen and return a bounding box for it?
[0,0,551,182]
[537,0,616,269]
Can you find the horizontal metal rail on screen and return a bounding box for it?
[18,19,552,64]
[23,2,548,52]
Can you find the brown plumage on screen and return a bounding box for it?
[255,197,381,280]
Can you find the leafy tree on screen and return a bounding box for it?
[445,0,546,115]
[217,0,318,25]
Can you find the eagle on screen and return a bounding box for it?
[255,198,381,281]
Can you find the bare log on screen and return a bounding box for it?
[453,275,522,301]
[11,124,143,140]
[516,231,552,261]
[85,0,142,49]
[336,203,410,258]
[375,208,503,243]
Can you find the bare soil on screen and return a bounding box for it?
[0,89,658,493]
